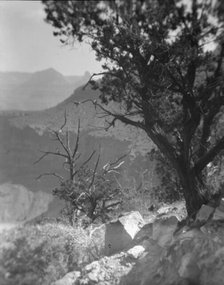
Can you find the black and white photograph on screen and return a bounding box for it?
[0,0,224,284]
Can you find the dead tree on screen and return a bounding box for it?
[34,110,126,224]
[34,110,95,182]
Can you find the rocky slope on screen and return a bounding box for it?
[54,202,224,285]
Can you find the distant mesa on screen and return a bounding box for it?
[21,68,69,87]
[0,68,91,111]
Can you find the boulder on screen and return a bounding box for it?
[152,215,179,247]
[132,223,224,285]
[213,208,224,221]
[88,211,145,256]
[74,251,135,285]
[64,241,159,285]
[195,204,215,224]
[134,216,179,248]
[105,211,145,255]
[127,245,145,259]
[118,211,145,239]
[133,222,153,244]
[54,215,224,285]
[53,271,80,285]
[213,199,224,221]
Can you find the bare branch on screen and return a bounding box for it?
[102,152,128,174]
[33,150,67,165]
[109,152,129,167]
[53,130,71,158]
[74,99,143,129]
[36,172,64,182]
[74,152,82,162]
[59,109,67,132]
[80,150,96,168]
[72,119,80,158]
[82,72,120,90]
[88,152,101,191]
[72,150,96,179]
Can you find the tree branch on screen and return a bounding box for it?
[82,71,121,90]
[74,99,144,129]
[53,130,71,158]
[33,150,67,165]
[72,119,80,158]
[72,150,96,179]
[36,172,64,182]
[194,136,224,174]
[88,152,100,191]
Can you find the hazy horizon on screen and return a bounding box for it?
[0,67,91,77]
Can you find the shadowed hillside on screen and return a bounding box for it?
[0,84,159,221]
[9,85,153,157]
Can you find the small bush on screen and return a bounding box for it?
[0,222,103,285]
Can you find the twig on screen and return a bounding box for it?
[82,72,121,90]
[88,152,101,191]
[36,172,64,182]
[33,150,67,165]
[72,119,80,158]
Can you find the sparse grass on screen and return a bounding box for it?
[0,222,104,285]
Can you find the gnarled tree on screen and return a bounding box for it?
[42,0,224,217]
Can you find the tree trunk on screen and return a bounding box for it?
[87,198,97,222]
[179,170,207,217]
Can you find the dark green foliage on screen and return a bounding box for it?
[42,0,224,216]
[149,149,183,203]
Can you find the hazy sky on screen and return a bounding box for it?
[0,0,102,75]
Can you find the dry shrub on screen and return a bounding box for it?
[0,222,103,285]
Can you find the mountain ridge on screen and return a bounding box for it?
[0,68,91,111]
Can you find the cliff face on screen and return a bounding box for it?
[0,183,53,223]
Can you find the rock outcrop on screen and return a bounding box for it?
[0,183,53,223]
[54,202,224,285]
[105,211,145,256]
[89,211,145,256]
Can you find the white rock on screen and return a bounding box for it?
[152,216,178,247]
[118,211,145,239]
[105,211,145,255]
[54,271,80,285]
[127,245,145,259]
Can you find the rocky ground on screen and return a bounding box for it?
[54,201,224,285]
[1,200,224,285]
